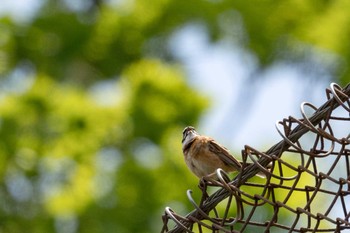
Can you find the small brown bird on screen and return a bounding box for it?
[182,126,265,179]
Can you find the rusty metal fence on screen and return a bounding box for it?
[161,83,350,233]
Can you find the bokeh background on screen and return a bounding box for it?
[0,1,350,232]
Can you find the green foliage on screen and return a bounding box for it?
[0,60,206,232]
[223,0,350,84]
[2,0,350,83]
[123,60,206,142]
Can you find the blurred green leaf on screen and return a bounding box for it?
[0,59,206,232]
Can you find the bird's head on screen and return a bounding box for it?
[182,126,199,150]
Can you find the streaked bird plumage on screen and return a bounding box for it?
[182,126,265,179]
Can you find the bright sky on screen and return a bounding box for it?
[169,23,333,150]
[0,0,41,23]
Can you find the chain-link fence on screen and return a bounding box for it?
[162,83,350,233]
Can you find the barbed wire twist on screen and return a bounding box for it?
[162,83,350,233]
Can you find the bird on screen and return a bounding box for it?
[182,126,267,179]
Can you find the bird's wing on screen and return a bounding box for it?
[208,138,242,170]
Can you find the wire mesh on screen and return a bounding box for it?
[161,83,350,233]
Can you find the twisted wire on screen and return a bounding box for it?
[162,83,350,233]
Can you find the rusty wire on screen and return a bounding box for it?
[161,83,350,233]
